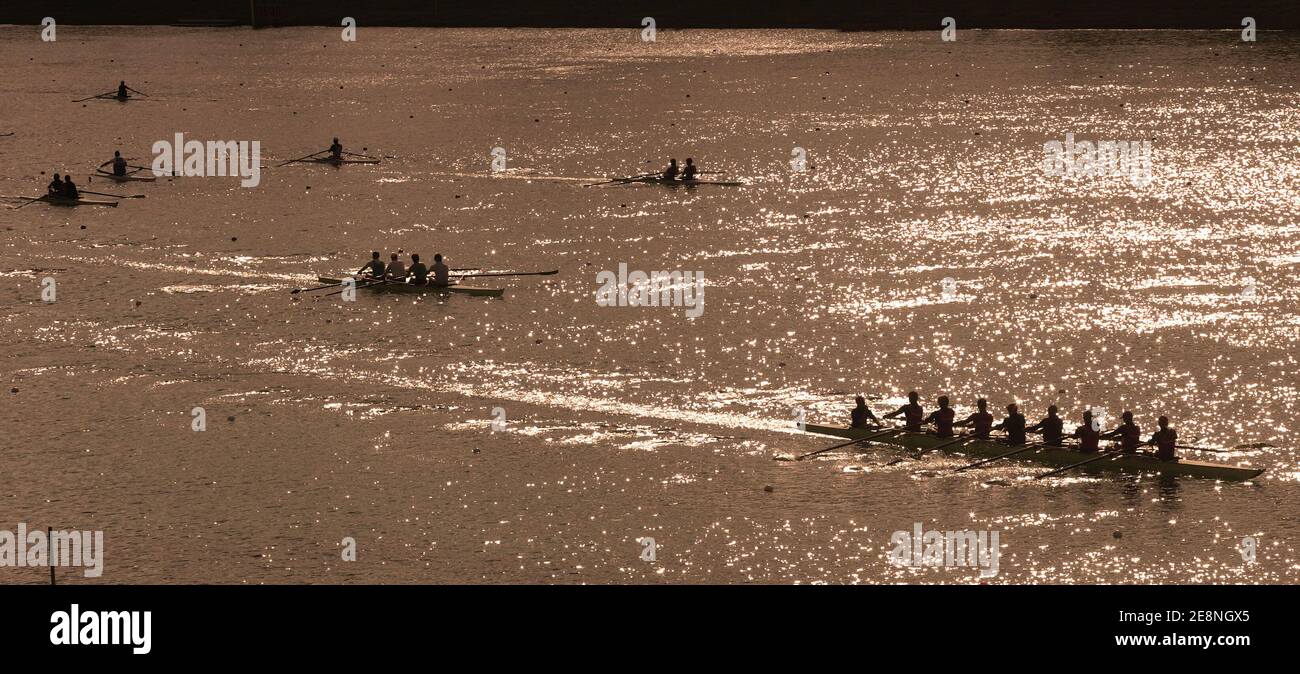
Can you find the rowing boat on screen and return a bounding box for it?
[614,176,744,187]
[304,158,381,166]
[318,276,504,298]
[94,169,157,183]
[6,194,119,207]
[802,423,1265,481]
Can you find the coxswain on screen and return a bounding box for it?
[1147,416,1178,461]
[849,395,879,429]
[922,395,956,437]
[954,398,994,439]
[329,137,343,161]
[431,253,451,287]
[681,158,698,181]
[662,158,679,181]
[407,253,429,285]
[358,251,385,278]
[883,391,924,432]
[1026,405,1065,446]
[384,252,405,280]
[1072,410,1101,453]
[47,173,64,196]
[1101,411,1141,453]
[992,403,1027,444]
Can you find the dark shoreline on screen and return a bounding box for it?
[3,1,1299,29]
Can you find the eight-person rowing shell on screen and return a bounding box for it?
[846,394,1184,462]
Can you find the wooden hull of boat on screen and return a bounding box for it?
[803,424,1265,481]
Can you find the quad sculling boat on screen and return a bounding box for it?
[318,276,504,298]
[803,423,1265,481]
[5,194,119,207]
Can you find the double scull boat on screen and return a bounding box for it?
[4,194,119,207]
[610,175,744,187]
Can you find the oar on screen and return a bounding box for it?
[320,278,387,297]
[955,441,1048,472]
[585,172,656,187]
[883,433,973,466]
[288,283,343,297]
[78,189,143,199]
[454,269,559,278]
[72,92,114,102]
[342,150,378,159]
[276,151,328,167]
[125,86,149,97]
[1174,444,1237,453]
[784,427,901,462]
[1034,449,1125,480]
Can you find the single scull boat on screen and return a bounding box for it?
[94,169,157,183]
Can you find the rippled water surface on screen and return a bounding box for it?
[2,28,1298,583]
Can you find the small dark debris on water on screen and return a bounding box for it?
[763,485,774,492]
[10,388,18,394]
[1113,531,1123,539]
[227,416,236,422]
